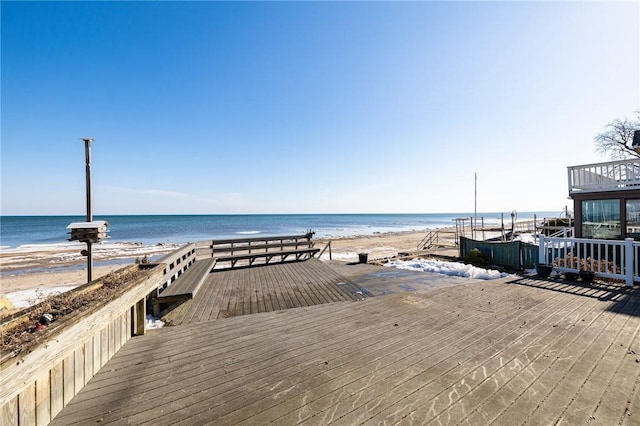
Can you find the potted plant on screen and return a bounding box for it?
[535,263,553,278]
[579,269,595,283]
[578,258,596,283]
[564,271,579,281]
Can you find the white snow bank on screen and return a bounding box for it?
[385,258,510,280]
[513,233,538,245]
[5,285,78,309]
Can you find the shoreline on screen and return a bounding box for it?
[1,228,459,295]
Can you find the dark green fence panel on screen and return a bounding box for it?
[520,243,538,269]
[460,237,538,270]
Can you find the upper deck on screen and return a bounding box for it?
[568,158,640,195]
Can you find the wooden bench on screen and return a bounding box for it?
[208,240,314,254]
[213,248,320,269]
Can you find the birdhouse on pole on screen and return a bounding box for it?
[67,221,109,243]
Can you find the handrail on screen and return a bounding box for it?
[155,243,198,292]
[201,232,314,246]
[318,241,332,260]
[417,231,439,250]
[568,158,640,194]
[547,227,574,238]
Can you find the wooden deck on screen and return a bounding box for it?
[162,259,371,325]
[50,268,640,425]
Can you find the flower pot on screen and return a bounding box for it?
[535,264,553,278]
[579,270,595,283]
[358,253,368,264]
[564,272,579,281]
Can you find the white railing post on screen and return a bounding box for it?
[539,235,546,265]
[625,238,634,287]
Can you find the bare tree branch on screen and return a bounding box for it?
[594,111,640,160]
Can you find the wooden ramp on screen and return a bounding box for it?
[155,259,215,301]
[50,276,640,425]
[162,259,371,326]
[152,258,216,316]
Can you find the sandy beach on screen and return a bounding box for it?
[1,229,458,296]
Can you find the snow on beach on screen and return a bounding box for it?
[1,241,181,273]
[2,241,181,257]
[5,285,78,309]
[385,258,510,280]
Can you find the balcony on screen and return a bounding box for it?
[568,158,640,195]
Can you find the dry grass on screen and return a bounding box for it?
[554,254,622,274]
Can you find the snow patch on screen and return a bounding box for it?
[385,258,510,280]
[5,286,78,309]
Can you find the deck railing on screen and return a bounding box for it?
[155,243,197,293]
[568,158,640,194]
[538,235,637,286]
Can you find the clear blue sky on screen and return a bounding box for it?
[2,1,639,215]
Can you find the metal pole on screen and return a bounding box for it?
[474,172,477,240]
[82,138,94,283]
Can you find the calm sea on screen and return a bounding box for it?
[0,212,559,249]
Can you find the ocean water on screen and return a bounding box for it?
[0,212,560,250]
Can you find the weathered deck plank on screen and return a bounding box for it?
[156,258,215,299]
[50,272,640,426]
[162,259,368,326]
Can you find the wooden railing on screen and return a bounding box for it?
[568,158,640,194]
[154,243,197,293]
[538,235,637,286]
[318,241,332,260]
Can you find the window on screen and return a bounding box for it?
[581,199,620,239]
[627,200,640,240]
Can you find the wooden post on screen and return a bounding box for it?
[539,235,546,265]
[625,238,634,287]
[135,298,146,335]
[470,216,474,240]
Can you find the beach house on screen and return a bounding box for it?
[536,154,640,286]
[568,157,640,240]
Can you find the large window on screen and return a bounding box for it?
[627,200,640,240]
[582,199,620,239]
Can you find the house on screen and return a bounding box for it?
[568,158,640,240]
[568,130,640,240]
